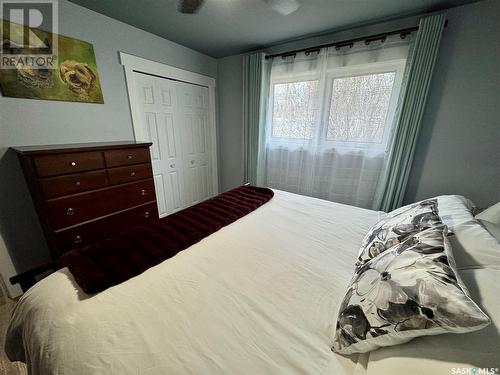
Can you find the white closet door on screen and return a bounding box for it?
[133,72,184,217]
[176,82,212,206]
[132,71,215,217]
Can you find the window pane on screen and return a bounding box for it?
[272,80,319,139]
[327,72,395,143]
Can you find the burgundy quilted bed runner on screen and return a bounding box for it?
[60,185,274,294]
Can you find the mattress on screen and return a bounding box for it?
[5,190,499,375]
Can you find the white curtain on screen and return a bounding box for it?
[262,34,412,209]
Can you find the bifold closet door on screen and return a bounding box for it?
[132,72,215,217]
[175,82,212,206]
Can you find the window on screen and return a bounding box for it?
[264,41,410,209]
[327,72,396,143]
[269,67,402,147]
[271,80,319,139]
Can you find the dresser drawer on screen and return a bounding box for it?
[40,170,109,199]
[47,179,156,229]
[107,163,153,185]
[104,147,150,167]
[54,202,159,256]
[34,151,105,177]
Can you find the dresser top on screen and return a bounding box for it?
[12,141,153,155]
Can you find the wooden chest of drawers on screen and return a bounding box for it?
[13,142,159,259]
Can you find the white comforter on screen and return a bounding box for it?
[5,190,500,375]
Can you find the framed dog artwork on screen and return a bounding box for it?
[0,20,104,103]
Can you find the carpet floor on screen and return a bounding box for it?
[0,300,27,375]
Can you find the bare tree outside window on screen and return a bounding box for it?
[327,72,396,143]
[272,80,319,139]
[270,72,396,144]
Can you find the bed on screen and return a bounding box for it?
[5,189,500,375]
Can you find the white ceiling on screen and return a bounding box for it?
[69,0,479,58]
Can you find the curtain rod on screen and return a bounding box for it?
[264,26,420,60]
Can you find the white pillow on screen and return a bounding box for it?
[476,202,500,226]
[478,219,500,242]
[435,195,476,230]
[449,219,500,268]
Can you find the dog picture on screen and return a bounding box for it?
[59,60,97,100]
[15,63,53,89]
[0,20,104,103]
[2,38,54,89]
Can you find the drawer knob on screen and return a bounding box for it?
[67,207,75,216]
[130,171,136,177]
[141,189,147,196]
[71,161,77,167]
[144,211,150,218]
[75,181,81,186]
[190,160,195,164]
[170,164,175,168]
[127,155,133,160]
[74,235,83,244]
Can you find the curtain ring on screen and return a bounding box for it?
[365,36,386,46]
[282,53,296,60]
[305,48,321,56]
[400,31,411,39]
[335,42,353,50]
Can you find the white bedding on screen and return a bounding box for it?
[5,190,500,375]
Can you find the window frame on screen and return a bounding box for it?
[266,59,407,153]
[320,60,407,152]
[267,73,321,146]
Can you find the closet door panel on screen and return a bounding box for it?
[134,73,184,217]
[155,78,185,214]
[167,171,182,211]
[176,82,211,204]
[133,71,215,213]
[198,112,211,200]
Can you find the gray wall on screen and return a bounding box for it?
[0,0,217,296]
[217,54,245,192]
[403,0,500,207]
[217,0,499,206]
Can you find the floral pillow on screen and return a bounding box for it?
[356,199,441,268]
[332,225,490,355]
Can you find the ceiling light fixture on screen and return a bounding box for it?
[178,0,301,15]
